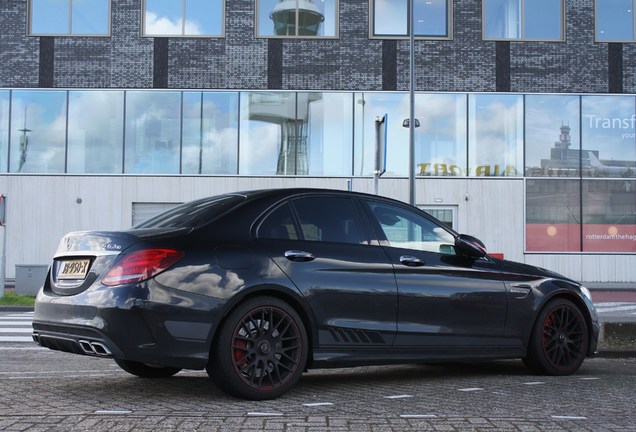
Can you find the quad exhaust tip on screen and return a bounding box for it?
[79,339,112,356]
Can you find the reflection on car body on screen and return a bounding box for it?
[33,188,599,400]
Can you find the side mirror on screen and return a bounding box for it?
[455,234,488,259]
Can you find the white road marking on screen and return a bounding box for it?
[247,412,284,417]
[523,381,545,385]
[302,402,334,407]
[400,414,437,418]
[457,388,483,392]
[384,394,413,399]
[551,415,587,420]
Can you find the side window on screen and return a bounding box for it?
[367,201,455,254]
[258,203,299,240]
[292,197,366,244]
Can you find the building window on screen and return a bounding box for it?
[354,93,466,177]
[256,0,338,38]
[239,92,352,175]
[143,0,224,37]
[181,92,239,175]
[596,0,635,41]
[0,91,8,173]
[483,0,563,41]
[581,96,636,179]
[67,91,124,174]
[468,94,523,177]
[29,0,110,36]
[525,95,580,177]
[10,91,67,173]
[124,91,181,174]
[370,0,451,39]
[526,179,581,252]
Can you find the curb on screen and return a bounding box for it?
[597,322,636,357]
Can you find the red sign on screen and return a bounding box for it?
[527,224,636,252]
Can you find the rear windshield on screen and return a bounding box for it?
[134,195,246,229]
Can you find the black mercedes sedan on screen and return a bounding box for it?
[33,188,599,400]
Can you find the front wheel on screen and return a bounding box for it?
[115,359,181,378]
[207,296,308,400]
[524,298,589,375]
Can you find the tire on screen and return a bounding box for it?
[207,296,308,400]
[115,359,181,378]
[524,298,589,376]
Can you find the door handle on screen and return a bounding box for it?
[399,255,425,267]
[284,250,315,262]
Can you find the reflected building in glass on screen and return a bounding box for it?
[1,0,636,283]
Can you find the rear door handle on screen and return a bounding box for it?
[399,255,425,267]
[284,250,315,262]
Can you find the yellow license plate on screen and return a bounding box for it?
[57,259,91,280]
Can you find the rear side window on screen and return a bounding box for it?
[258,203,299,240]
[134,195,245,229]
[292,197,366,244]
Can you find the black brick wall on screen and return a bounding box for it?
[0,0,626,94]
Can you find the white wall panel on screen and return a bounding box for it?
[0,175,634,284]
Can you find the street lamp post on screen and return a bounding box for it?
[408,0,416,205]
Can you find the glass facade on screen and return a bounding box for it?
[1,89,635,252]
[256,0,338,38]
[483,0,563,40]
[29,0,110,36]
[371,0,451,38]
[143,0,224,37]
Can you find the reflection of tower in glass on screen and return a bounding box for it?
[249,93,321,175]
[270,0,324,36]
[551,123,571,160]
[18,107,31,173]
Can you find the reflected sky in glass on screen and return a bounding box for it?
[374,0,448,37]
[525,95,580,176]
[182,92,238,174]
[67,91,124,174]
[145,0,223,35]
[10,91,67,173]
[0,91,9,173]
[484,0,562,40]
[72,0,109,34]
[31,0,109,35]
[125,91,181,174]
[582,95,636,177]
[469,94,523,176]
[31,0,69,34]
[596,0,634,41]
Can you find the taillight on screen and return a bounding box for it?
[102,248,184,286]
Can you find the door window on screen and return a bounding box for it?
[367,201,455,254]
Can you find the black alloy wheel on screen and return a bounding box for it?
[207,296,308,400]
[115,359,181,378]
[524,298,589,375]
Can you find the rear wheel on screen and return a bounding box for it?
[207,296,308,400]
[115,359,181,378]
[524,298,588,375]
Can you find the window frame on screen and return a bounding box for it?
[482,0,565,42]
[141,0,226,38]
[369,0,453,40]
[595,0,636,42]
[28,0,112,36]
[255,0,340,39]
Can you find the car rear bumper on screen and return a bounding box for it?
[33,280,225,370]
